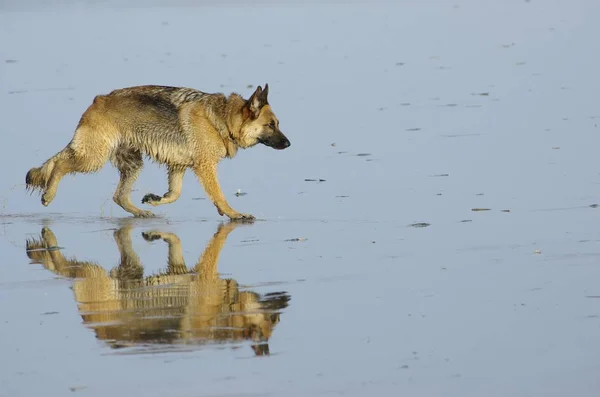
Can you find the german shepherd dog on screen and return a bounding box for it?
[25,84,290,220]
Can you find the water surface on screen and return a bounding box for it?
[1,1,600,396]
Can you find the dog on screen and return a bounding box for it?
[25,221,290,355]
[25,84,290,220]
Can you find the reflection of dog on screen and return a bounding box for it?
[25,222,290,355]
[25,84,291,220]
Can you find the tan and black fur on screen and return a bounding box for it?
[25,84,290,220]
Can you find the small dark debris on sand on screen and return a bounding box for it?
[305,178,326,182]
[590,204,598,208]
[285,237,307,242]
[471,92,489,96]
[356,153,371,157]
[5,59,18,64]
[42,311,59,315]
[235,189,247,197]
[396,62,405,66]
[460,219,472,223]
[471,208,491,212]
[240,239,259,243]
[192,197,205,200]
[430,173,449,177]
[336,195,349,198]
[409,222,430,228]
[406,128,421,131]
[500,209,511,213]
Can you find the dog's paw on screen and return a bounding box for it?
[229,213,256,222]
[134,210,155,218]
[141,193,162,205]
[213,204,225,216]
[41,192,54,206]
[142,231,162,241]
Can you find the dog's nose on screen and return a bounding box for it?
[281,134,291,149]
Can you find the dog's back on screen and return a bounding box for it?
[106,85,211,107]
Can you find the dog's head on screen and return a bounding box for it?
[239,84,291,150]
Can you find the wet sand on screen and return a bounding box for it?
[1,1,600,396]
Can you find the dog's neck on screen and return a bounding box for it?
[220,94,249,157]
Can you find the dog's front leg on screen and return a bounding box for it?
[142,167,185,206]
[194,164,255,221]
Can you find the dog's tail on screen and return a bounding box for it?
[25,148,69,193]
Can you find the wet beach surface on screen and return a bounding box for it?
[1,1,600,396]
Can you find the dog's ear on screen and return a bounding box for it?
[247,84,268,119]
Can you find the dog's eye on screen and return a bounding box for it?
[269,121,276,128]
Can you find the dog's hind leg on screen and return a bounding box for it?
[141,166,185,207]
[40,149,78,206]
[41,146,111,207]
[111,147,154,218]
[40,121,117,207]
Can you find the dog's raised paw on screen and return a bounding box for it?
[142,231,162,241]
[141,193,162,204]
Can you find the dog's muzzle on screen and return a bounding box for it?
[260,131,291,150]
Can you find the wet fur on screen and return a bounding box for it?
[25,84,290,219]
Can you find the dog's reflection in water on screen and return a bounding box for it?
[26,222,290,356]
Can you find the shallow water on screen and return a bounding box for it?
[1,1,600,396]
